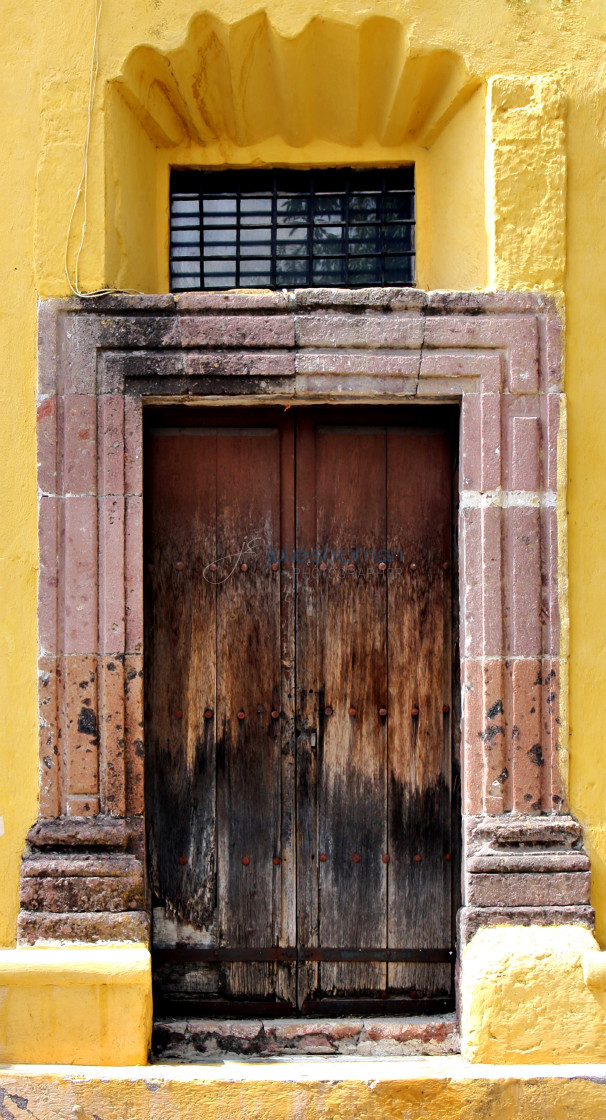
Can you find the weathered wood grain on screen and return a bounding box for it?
[386,428,453,997]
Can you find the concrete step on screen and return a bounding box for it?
[1,1058,606,1119]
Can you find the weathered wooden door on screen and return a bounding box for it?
[145,406,458,1016]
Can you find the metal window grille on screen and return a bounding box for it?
[170,167,415,291]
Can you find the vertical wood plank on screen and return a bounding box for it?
[215,425,294,1005]
[298,420,388,1001]
[386,428,453,998]
[145,430,218,929]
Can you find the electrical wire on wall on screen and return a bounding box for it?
[64,0,141,297]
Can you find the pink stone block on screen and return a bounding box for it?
[459,507,483,659]
[506,506,541,657]
[295,313,424,349]
[98,496,125,655]
[543,391,562,492]
[461,659,485,815]
[480,506,504,658]
[124,396,143,497]
[182,349,294,380]
[294,350,421,377]
[419,352,484,390]
[37,398,58,494]
[125,496,143,655]
[542,657,567,812]
[180,314,294,348]
[481,660,509,814]
[98,656,126,816]
[511,658,543,812]
[480,394,502,491]
[510,414,541,491]
[38,656,60,819]
[460,395,481,490]
[506,319,540,393]
[98,396,124,497]
[177,291,288,312]
[62,495,98,655]
[61,395,97,495]
[38,495,58,656]
[63,655,99,798]
[65,795,100,817]
[543,313,563,389]
[541,506,561,657]
[124,654,144,816]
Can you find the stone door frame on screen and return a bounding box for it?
[21,288,592,951]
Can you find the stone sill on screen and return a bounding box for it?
[152,1014,459,1060]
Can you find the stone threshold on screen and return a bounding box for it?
[152,1013,459,1060]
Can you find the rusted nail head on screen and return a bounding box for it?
[319,853,327,862]
[178,856,188,866]
[175,561,185,571]
[378,562,387,571]
[347,562,355,571]
[445,852,452,861]
[443,704,450,714]
[352,852,361,863]
[204,708,214,719]
[381,853,390,864]
[411,706,419,717]
[241,856,250,866]
[237,710,246,720]
[174,709,183,719]
[348,706,357,717]
[319,562,328,571]
[443,561,451,571]
[273,856,281,865]
[414,854,422,862]
[379,707,387,717]
[324,706,333,716]
[271,562,279,571]
[241,563,249,572]
[409,562,417,571]
[271,709,280,719]
[208,563,217,572]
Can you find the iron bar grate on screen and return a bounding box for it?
[170,167,415,291]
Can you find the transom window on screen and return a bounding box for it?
[169,167,415,291]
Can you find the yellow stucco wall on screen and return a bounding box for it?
[3,0,606,953]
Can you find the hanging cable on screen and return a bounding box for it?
[64,0,142,298]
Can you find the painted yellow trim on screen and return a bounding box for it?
[461,926,606,1065]
[0,945,152,1065]
[1,1059,606,1118]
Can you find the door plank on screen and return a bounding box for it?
[386,428,453,997]
[297,422,388,1001]
[145,431,218,929]
[215,426,294,1004]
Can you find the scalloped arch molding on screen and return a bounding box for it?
[114,13,479,150]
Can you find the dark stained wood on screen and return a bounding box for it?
[145,430,218,927]
[215,424,293,1003]
[146,406,456,1014]
[386,428,453,997]
[298,423,388,1000]
[145,413,296,1008]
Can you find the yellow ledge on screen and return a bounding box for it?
[1,1059,606,1119]
[0,945,152,1066]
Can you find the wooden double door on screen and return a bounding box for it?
[145,406,459,1016]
